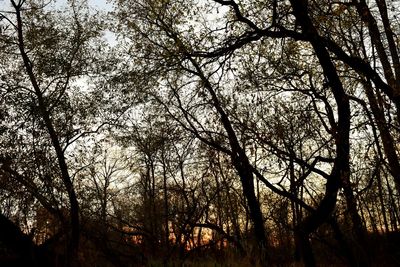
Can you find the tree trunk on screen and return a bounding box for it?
[187,57,269,260]
[289,0,351,265]
[364,80,400,196]
[12,2,81,265]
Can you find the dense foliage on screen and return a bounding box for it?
[1,0,400,266]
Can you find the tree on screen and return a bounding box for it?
[0,0,399,266]
[0,1,106,266]
[112,0,386,265]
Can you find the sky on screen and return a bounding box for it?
[0,0,117,46]
[49,0,114,12]
[88,0,113,11]
[0,0,113,13]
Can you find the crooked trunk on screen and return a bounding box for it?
[13,3,80,266]
[289,0,351,266]
[233,156,268,254]
[188,57,268,259]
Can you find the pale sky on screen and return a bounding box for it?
[0,0,117,46]
[0,0,113,12]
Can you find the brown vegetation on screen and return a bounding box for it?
[1,0,400,266]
